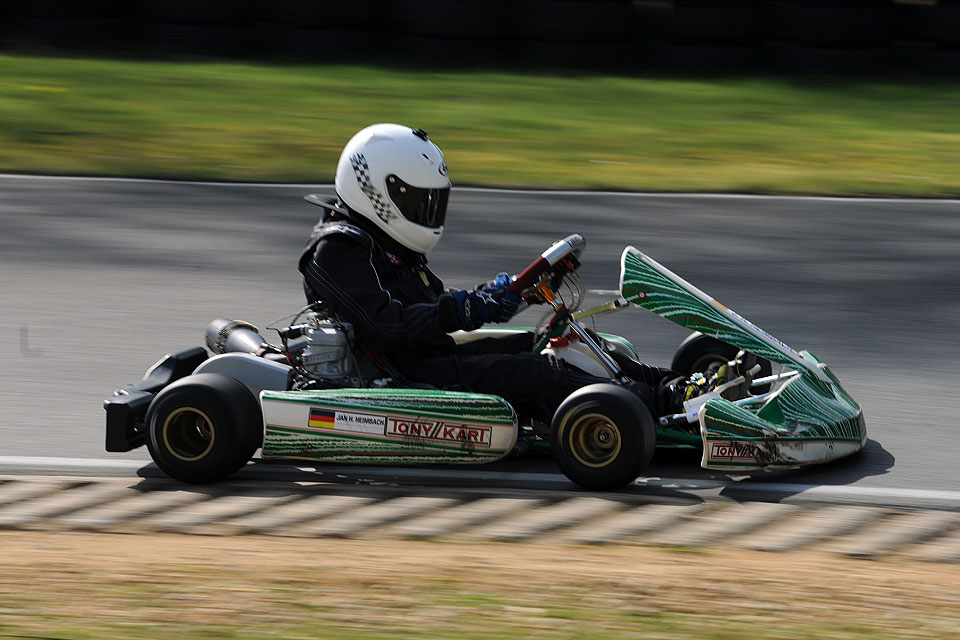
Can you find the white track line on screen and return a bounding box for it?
[1,174,956,204]
[721,483,960,503]
[0,456,147,469]
[1,456,959,505]
[0,174,326,188]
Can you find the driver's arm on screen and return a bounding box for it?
[303,234,463,353]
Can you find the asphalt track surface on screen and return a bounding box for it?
[1,176,958,505]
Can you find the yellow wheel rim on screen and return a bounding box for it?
[567,412,622,468]
[162,407,216,462]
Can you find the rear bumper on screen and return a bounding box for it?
[104,346,207,452]
[104,391,154,452]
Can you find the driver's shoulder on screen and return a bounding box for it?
[316,221,374,251]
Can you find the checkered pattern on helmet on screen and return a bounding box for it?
[350,153,394,223]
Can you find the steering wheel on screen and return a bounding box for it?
[506,235,587,345]
[507,234,587,299]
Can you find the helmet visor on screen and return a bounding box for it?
[386,175,449,229]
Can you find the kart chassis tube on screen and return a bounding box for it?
[573,297,630,321]
[563,316,627,382]
[657,369,800,428]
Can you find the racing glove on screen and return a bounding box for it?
[476,272,512,292]
[448,287,521,331]
[449,289,497,331]
[480,272,521,323]
[488,288,521,323]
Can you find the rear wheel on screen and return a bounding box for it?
[671,332,773,394]
[551,384,656,490]
[146,373,262,484]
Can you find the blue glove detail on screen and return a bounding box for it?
[491,272,512,290]
[473,291,494,324]
[450,289,495,331]
[454,273,521,330]
[490,289,521,323]
[479,272,513,293]
[479,272,520,322]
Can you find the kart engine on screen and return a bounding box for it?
[298,319,357,386]
[205,316,359,388]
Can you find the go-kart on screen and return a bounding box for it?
[105,234,866,490]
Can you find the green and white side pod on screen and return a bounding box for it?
[620,247,866,470]
[260,388,518,464]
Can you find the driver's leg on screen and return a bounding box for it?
[581,327,679,386]
[456,332,535,356]
[401,351,681,425]
[609,350,679,387]
[400,351,605,424]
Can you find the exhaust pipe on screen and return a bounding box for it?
[205,319,267,355]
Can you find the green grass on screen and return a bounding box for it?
[0,566,950,640]
[2,533,958,640]
[1,53,959,195]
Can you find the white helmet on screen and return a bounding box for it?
[335,123,451,254]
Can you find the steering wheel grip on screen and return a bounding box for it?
[508,234,586,294]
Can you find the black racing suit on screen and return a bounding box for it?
[298,198,678,423]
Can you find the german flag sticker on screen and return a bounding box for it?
[308,408,335,429]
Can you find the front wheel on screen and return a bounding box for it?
[550,384,656,490]
[146,373,262,484]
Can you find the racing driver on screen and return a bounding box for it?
[298,124,745,426]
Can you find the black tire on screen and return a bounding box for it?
[550,384,656,491]
[671,332,773,394]
[145,373,262,484]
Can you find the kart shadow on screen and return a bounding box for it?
[647,438,894,481]
[607,438,896,505]
[130,439,892,507]
[132,455,705,504]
